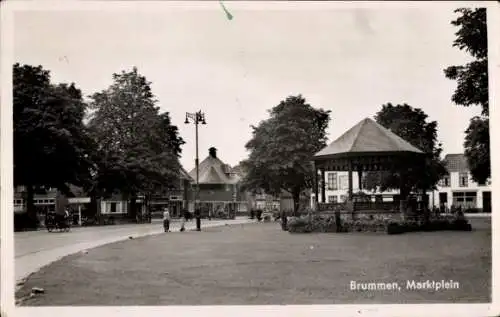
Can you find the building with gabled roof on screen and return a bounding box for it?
[189,147,240,185]
[430,153,491,212]
[188,147,248,218]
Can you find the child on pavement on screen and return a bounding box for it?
[163,208,171,232]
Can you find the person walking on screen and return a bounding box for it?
[163,207,171,232]
[180,209,187,232]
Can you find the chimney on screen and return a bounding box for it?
[209,147,217,158]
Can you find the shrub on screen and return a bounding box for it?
[464,208,482,214]
[341,216,393,233]
[421,219,450,231]
[453,222,472,231]
[387,222,405,235]
[287,217,311,233]
[386,214,472,234]
[14,212,40,232]
[262,212,272,222]
[308,215,337,233]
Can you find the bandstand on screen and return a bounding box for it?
[312,118,426,217]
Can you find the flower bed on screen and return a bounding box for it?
[387,217,472,235]
[286,212,472,234]
[262,212,273,222]
[287,213,396,233]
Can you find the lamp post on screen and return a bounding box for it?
[185,110,206,231]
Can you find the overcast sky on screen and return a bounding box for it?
[13,2,483,171]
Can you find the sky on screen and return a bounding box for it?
[12,2,484,172]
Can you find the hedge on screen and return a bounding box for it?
[286,213,472,235]
[387,219,472,235]
[14,212,40,232]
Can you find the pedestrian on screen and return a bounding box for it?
[64,207,70,220]
[180,209,187,232]
[281,209,287,231]
[195,208,201,231]
[256,209,263,222]
[163,207,171,232]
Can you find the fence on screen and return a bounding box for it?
[317,201,397,212]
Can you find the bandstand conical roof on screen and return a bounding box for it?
[314,117,423,159]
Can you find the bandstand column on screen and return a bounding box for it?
[357,169,363,191]
[321,169,326,203]
[314,164,319,210]
[348,161,353,199]
[399,171,407,220]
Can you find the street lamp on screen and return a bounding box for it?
[185,110,206,231]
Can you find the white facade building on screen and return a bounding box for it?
[430,154,491,211]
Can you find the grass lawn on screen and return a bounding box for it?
[16,218,491,305]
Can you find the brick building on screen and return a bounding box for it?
[188,147,248,218]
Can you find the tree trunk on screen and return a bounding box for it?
[144,192,152,223]
[292,190,300,217]
[399,185,410,221]
[89,193,99,224]
[129,192,137,222]
[422,188,430,224]
[26,184,38,228]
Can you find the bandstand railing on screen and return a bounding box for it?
[317,201,398,212]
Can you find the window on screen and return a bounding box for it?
[340,195,347,203]
[327,196,338,203]
[452,192,477,209]
[110,202,117,213]
[339,175,348,190]
[439,175,450,187]
[459,173,468,187]
[327,173,337,190]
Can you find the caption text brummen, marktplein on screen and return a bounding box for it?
[350,280,460,292]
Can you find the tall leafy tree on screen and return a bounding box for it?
[444,8,489,183]
[363,103,447,197]
[241,95,330,215]
[87,67,183,218]
[13,63,93,223]
[463,116,490,184]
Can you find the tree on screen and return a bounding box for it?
[444,8,489,183]
[363,103,447,197]
[87,67,184,219]
[464,116,490,184]
[13,63,93,224]
[241,95,331,216]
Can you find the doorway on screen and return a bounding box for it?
[483,191,491,213]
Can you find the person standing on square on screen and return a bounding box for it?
[163,207,171,232]
[180,209,187,232]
